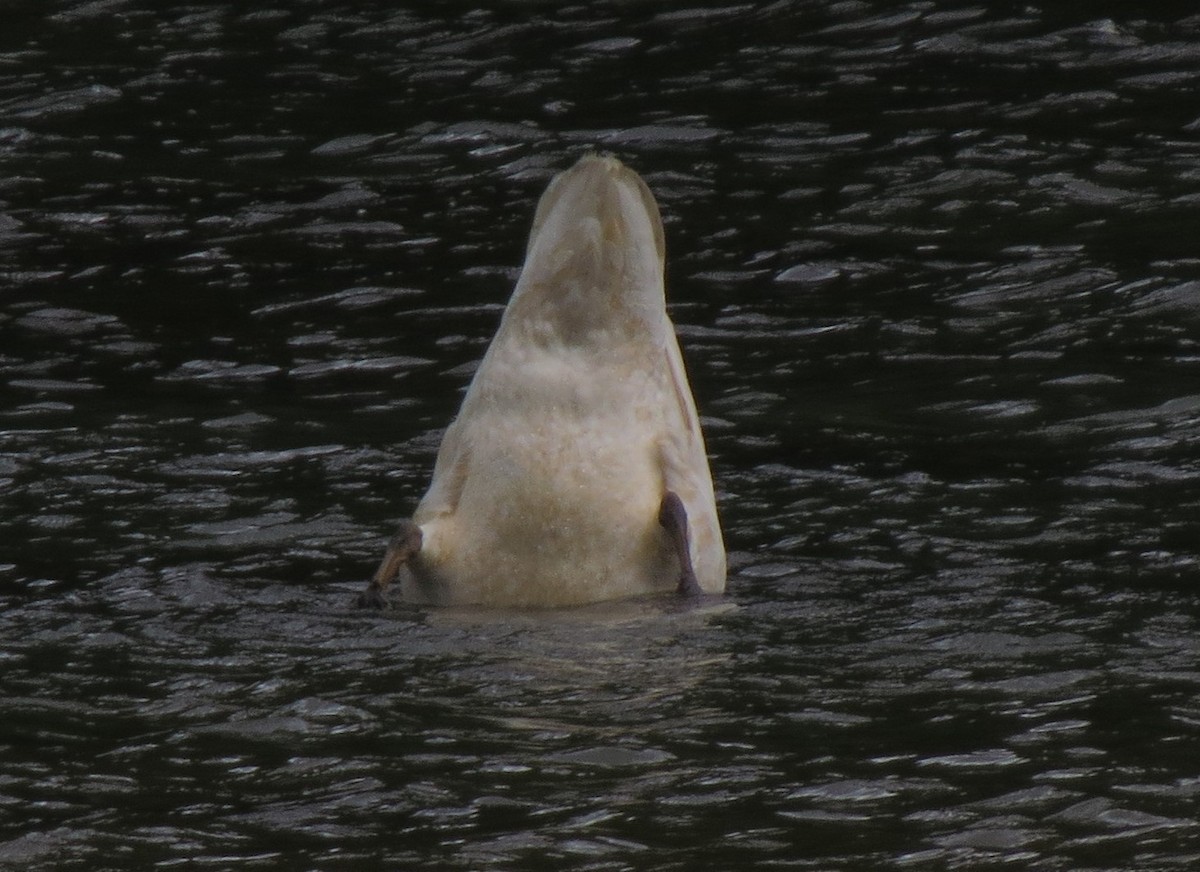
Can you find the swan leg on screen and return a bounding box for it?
[357,520,423,609]
[658,491,703,597]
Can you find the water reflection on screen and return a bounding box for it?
[3,0,1200,869]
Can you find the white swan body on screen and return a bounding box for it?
[375,154,725,608]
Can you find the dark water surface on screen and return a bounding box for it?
[3,1,1200,868]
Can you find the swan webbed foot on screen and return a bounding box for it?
[356,520,423,610]
[658,491,704,597]
[356,584,391,610]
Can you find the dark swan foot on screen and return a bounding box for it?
[356,584,391,610]
[356,520,423,610]
[658,491,704,597]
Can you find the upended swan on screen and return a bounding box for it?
[359,154,725,608]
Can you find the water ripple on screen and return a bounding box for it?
[3,1,1200,870]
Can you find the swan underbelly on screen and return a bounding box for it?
[406,405,675,607]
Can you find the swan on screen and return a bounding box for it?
[360,154,725,608]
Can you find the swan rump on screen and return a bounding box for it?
[363,154,726,608]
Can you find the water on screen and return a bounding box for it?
[3,1,1200,868]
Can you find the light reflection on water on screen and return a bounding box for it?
[3,1,1200,869]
